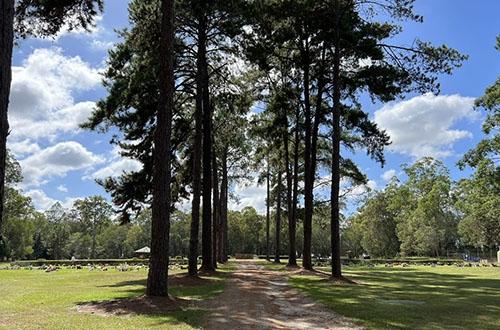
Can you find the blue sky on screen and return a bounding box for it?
[8,0,500,213]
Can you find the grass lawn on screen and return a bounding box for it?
[289,265,500,329]
[0,264,233,330]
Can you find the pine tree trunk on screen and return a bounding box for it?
[274,169,282,263]
[217,147,227,263]
[199,12,213,272]
[266,159,271,261]
[220,147,228,262]
[291,106,300,261]
[146,0,174,297]
[284,110,296,267]
[188,74,202,276]
[302,44,313,270]
[212,150,219,269]
[188,13,205,275]
[311,47,326,185]
[330,0,342,279]
[0,0,14,239]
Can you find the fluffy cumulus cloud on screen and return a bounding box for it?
[342,179,378,197]
[86,158,143,181]
[26,189,81,210]
[20,141,104,187]
[9,48,101,141]
[84,145,143,181]
[381,169,397,182]
[229,179,267,214]
[374,93,477,158]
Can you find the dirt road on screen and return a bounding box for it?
[200,261,362,329]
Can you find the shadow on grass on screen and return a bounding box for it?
[291,267,500,330]
[76,296,206,328]
[78,271,228,328]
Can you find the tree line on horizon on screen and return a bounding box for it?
[0,0,497,297]
[1,153,497,262]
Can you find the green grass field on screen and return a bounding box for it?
[289,265,500,329]
[0,265,231,330]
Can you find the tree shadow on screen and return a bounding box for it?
[77,272,227,328]
[291,267,500,329]
[76,296,205,328]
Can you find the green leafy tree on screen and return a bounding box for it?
[352,188,400,258]
[45,203,71,260]
[66,233,93,259]
[395,158,458,257]
[72,196,113,258]
[456,161,500,249]
[97,224,129,258]
[1,153,38,260]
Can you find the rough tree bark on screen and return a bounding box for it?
[0,0,14,240]
[284,109,296,267]
[212,150,219,269]
[302,41,314,270]
[188,82,202,275]
[291,106,300,260]
[266,158,271,261]
[146,0,174,297]
[330,0,342,278]
[274,168,282,263]
[188,10,206,276]
[199,10,213,271]
[311,47,326,185]
[220,147,228,262]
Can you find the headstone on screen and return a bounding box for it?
[497,248,500,264]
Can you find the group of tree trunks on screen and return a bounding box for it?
[0,0,468,298]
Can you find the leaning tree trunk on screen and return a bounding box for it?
[199,12,213,272]
[146,0,174,297]
[274,168,282,263]
[0,0,14,239]
[330,0,342,278]
[302,44,314,270]
[212,150,219,269]
[266,158,271,261]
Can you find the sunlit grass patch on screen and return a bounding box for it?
[0,264,231,329]
[290,265,500,329]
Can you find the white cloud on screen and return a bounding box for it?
[374,93,476,158]
[8,139,41,157]
[85,158,143,181]
[20,141,104,187]
[90,39,115,51]
[26,189,80,210]
[26,189,58,210]
[57,185,68,193]
[229,179,267,214]
[8,48,101,141]
[381,169,397,182]
[343,179,377,197]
